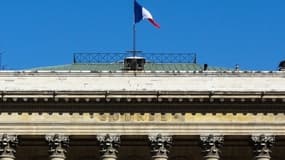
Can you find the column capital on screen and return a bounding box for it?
[251,135,275,160]
[97,134,120,160]
[200,135,224,160]
[45,134,69,160]
[148,134,173,159]
[0,134,18,160]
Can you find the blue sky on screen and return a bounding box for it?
[0,0,284,70]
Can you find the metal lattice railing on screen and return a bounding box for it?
[73,52,197,64]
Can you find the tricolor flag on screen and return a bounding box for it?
[134,0,160,28]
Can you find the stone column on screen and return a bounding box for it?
[97,134,120,160]
[251,135,275,160]
[200,135,224,160]
[45,134,69,160]
[0,134,18,160]
[148,134,173,160]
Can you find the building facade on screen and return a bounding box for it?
[0,69,284,160]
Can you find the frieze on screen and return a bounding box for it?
[95,113,185,122]
[0,113,283,135]
[0,112,285,123]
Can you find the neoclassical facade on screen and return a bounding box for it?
[0,70,284,160]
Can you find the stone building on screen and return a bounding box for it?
[0,56,284,160]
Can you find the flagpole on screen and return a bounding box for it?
[133,23,136,57]
[133,0,136,57]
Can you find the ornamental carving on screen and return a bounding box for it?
[200,135,224,159]
[0,134,18,159]
[45,134,69,159]
[149,134,172,159]
[251,135,275,159]
[97,134,120,159]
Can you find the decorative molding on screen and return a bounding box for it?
[45,134,69,159]
[200,135,224,160]
[0,122,282,136]
[1,90,285,104]
[0,134,18,159]
[0,113,283,135]
[97,134,120,160]
[251,135,275,160]
[149,134,172,159]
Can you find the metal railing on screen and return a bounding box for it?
[73,52,197,64]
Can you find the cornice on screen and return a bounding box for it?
[0,70,285,77]
[0,90,285,103]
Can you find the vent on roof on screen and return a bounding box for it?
[124,57,146,71]
[279,60,285,71]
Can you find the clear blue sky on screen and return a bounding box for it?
[0,0,284,70]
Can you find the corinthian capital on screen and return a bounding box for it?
[0,134,18,159]
[251,135,275,160]
[200,135,224,160]
[149,134,173,159]
[45,134,69,160]
[97,134,120,159]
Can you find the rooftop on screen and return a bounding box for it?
[31,63,229,71]
[31,52,231,71]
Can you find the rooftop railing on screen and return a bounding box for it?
[73,52,197,64]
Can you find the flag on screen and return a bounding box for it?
[134,0,160,28]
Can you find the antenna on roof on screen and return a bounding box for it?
[193,53,197,64]
[0,51,4,70]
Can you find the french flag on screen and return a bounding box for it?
[134,0,160,28]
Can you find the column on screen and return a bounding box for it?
[97,134,120,160]
[148,134,172,160]
[251,135,275,160]
[0,134,18,160]
[45,134,69,160]
[200,135,224,160]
